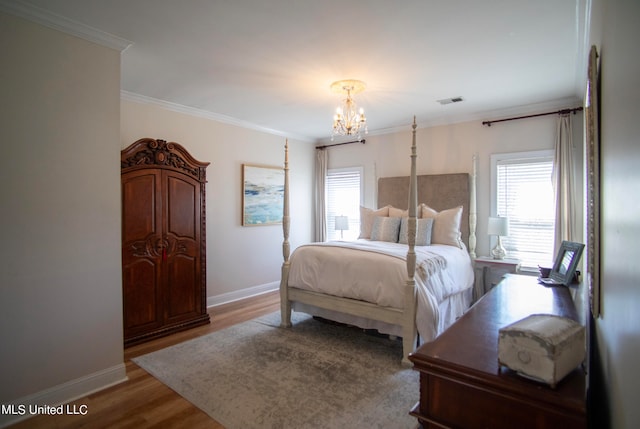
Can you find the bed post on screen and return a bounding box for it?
[403,117,419,365]
[280,139,292,328]
[469,154,477,258]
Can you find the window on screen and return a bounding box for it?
[326,167,362,241]
[491,150,555,269]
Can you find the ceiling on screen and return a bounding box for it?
[10,0,588,142]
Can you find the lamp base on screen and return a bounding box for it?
[491,236,506,260]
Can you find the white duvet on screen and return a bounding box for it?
[288,239,474,341]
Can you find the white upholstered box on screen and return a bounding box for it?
[498,314,585,388]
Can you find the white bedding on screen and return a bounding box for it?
[287,239,474,342]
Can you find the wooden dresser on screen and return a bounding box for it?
[409,274,587,429]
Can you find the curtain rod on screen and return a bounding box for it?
[316,139,365,149]
[482,107,583,127]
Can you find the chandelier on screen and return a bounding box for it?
[330,79,368,141]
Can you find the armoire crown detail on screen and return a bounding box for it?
[121,138,206,181]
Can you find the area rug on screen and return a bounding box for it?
[132,311,419,429]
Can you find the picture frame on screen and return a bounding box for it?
[548,241,585,286]
[242,164,284,226]
[585,45,601,316]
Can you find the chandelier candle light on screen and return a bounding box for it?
[331,79,368,141]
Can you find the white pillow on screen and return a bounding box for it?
[420,204,463,248]
[399,217,434,246]
[389,206,408,218]
[370,216,401,242]
[359,205,390,239]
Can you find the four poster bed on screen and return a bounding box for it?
[279,119,478,364]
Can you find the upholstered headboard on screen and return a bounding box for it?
[377,173,471,248]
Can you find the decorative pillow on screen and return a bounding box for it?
[389,206,408,218]
[420,204,463,248]
[370,216,402,243]
[399,217,434,246]
[359,205,390,239]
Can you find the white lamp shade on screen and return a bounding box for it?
[487,216,509,236]
[335,215,349,231]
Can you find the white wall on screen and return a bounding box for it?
[121,100,315,304]
[327,114,584,258]
[0,11,125,421]
[590,0,640,427]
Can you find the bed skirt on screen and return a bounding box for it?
[291,286,472,344]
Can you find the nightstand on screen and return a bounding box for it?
[474,256,521,299]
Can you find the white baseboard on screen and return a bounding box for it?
[207,281,279,308]
[0,364,127,428]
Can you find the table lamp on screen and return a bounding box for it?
[488,216,509,260]
[335,215,349,239]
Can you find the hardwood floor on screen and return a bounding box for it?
[9,291,280,429]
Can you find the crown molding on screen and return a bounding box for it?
[0,0,132,52]
[457,96,583,126]
[314,97,583,144]
[414,97,582,132]
[121,91,313,143]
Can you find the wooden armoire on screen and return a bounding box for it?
[121,138,210,347]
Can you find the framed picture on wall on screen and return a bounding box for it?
[242,164,284,226]
[585,45,601,318]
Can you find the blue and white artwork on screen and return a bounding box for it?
[242,164,284,226]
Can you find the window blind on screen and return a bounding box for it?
[496,157,555,268]
[326,168,361,241]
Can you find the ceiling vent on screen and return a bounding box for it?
[437,96,464,105]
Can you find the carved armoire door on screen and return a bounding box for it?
[121,138,209,346]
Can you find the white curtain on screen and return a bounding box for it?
[314,148,328,242]
[552,113,577,257]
